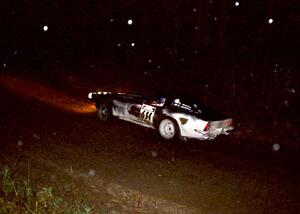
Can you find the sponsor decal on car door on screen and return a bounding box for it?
[140,104,156,124]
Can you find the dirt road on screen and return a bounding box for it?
[0,77,299,213]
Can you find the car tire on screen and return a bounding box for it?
[97,103,111,122]
[158,118,178,140]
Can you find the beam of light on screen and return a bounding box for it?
[0,75,96,114]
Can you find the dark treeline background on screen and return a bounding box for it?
[1,0,299,150]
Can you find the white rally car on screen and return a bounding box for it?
[88,91,234,141]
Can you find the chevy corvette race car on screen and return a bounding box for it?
[88,91,233,141]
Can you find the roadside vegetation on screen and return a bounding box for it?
[0,166,93,213]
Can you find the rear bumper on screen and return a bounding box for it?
[194,126,234,140]
[221,126,234,135]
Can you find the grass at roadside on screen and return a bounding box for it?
[0,165,93,214]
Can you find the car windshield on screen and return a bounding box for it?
[171,97,228,120]
[171,98,202,114]
[146,96,166,107]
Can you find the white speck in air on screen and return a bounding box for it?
[88,169,96,177]
[127,19,133,25]
[151,151,158,158]
[272,143,280,151]
[268,18,274,24]
[50,175,57,182]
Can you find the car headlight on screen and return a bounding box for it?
[88,92,94,99]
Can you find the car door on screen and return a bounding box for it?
[138,96,166,125]
[139,104,157,125]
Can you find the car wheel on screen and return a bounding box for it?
[97,104,111,121]
[158,118,178,140]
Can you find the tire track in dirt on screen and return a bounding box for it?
[32,153,202,213]
[64,168,202,214]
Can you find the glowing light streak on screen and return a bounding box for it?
[0,75,96,114]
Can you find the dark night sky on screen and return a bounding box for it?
[1,0,299,73]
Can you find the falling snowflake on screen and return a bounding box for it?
[268,18,274,24]
[33,133,40,140]
[131,42,135,47]
[88,169,96,177]
[151,151,158,158]
[43,25,48,31]
[127,19,133,25]
[235,2,240,7]
[288,88,296,94]
[272,143,280,151]
[50,175,57,182]
[17,140,23,147]
[273,64,279,73]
